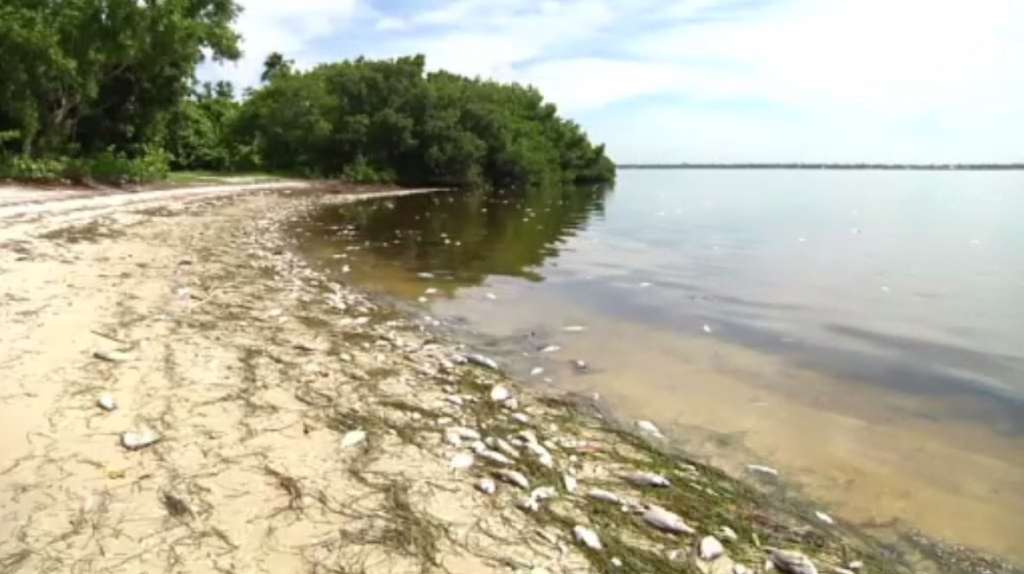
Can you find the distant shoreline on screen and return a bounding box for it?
[617,163,1024,171]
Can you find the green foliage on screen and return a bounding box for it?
[233,55,615,188]
[0,0,241,157]
[0,147,169,185]
[163,82,243,171]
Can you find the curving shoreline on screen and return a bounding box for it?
[0,185,1017,573]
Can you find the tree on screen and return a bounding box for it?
[261,52,295,83]
[0,0,241,157]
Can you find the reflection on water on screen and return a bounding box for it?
[293,171,1024,563]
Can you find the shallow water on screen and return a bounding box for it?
[295,170,1024,562]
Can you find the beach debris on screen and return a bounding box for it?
[479,449,515,466]
[573,525,603,551]
[746,464,779,478]
[97,393,118,412]
[699,536,726,561]
[636,420,662,437]
[530,367,544,376]
[563,325,586,333]
[94,350,132,363]
[720,526,739,542]
[495,469,530,489]
[539,345,561,353]
[624,471,671,488]
[563,473,578,493]
[643,505,695,534]
[769,550,818,574]
[121,429,161,451]
[587,489,622,505]
[815,510,835,525]
[450,453,474,470]
[490,385,511,402]
[466,353,499,370]
[341,429,367,448]
[477,478,497,495]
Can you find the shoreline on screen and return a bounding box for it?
[0,185,1016,573]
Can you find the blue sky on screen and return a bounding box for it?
[200,0,1024,163]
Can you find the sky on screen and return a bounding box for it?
[199,0,1024,164]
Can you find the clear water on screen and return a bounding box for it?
[294,170,1024,561]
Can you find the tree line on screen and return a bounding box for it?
[0,1,614,188]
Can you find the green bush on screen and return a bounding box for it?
[0,148,170,185]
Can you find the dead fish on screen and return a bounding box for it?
[720,526,739,542]
[769,550,818,574]
[563,325,586,333]
[516,496,540,512]
[477,478,496,495]
[447,426,481,441]
[524,441,554,468]
[450,453,474,470]
[587,489,622,504]
[643,505,694,534]
[121,429,160,451]
[511,412,530,424]
[624,471,671,488]
[573,525,603,551]
[94,350,132,363]
[494,469,530,489]
[571,359,588,372]
[636,420,662,436]
[417,272,435,279]
[97,393,118,412]
[479,449,514,466]
[493,438,520,459]
[563,473,578,493]
[466,354,499,370]
[746,464,779,478]
[341,429,367,448]
[815,511,835,525]
[531,486,558,501]
[490,385,511,402]
[530,367,544,376]
[699,536,725,560]
[539,345,561,353]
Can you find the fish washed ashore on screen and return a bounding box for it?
[0,184,1015,573]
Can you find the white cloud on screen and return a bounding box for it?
[202,0,358,87]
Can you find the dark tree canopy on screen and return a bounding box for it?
[233,55,615,187]
[0,0,241,156]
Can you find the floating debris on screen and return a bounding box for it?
[466,353,499,370]
[624,471,671,488]
[699,536,725,560]
[121,429,160,451]
[643,505,694,534]
[494,469,530,489]
[490,385,511,402]
[97,393,118,412]
[450,453,474,470]
[815,511,835,525]
[746,464,779,478]
[94,350,132,363]
[477,478,497,495]
[573,525,603,551]
[341,429,367,448]
[769,550,818,574]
